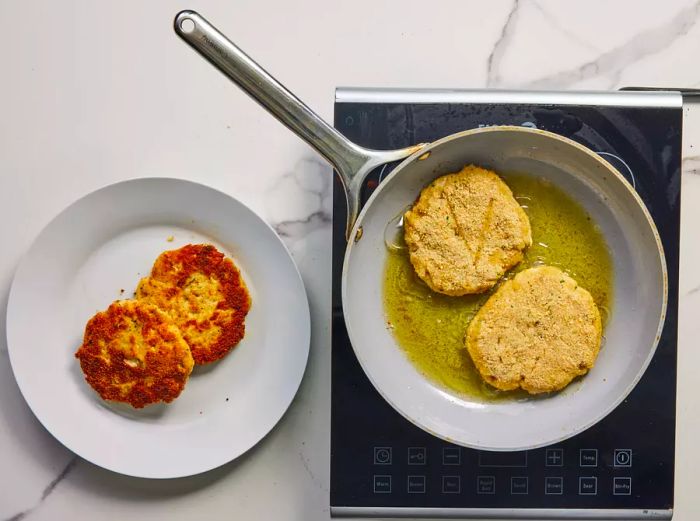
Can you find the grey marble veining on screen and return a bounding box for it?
[523,0,700,89]
[487,0,522,87]
[5,458,78,521]
[267,156,333,243]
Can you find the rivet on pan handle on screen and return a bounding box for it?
[174,10,425,239]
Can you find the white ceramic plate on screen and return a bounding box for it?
[6,178,310,478]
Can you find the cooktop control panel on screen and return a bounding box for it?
[365,444,635,501]
[330,90,679,518]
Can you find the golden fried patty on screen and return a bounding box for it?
[465,266,602,394]
[75,300,194,408]
[136,244,251,365]
[403,165,532,296]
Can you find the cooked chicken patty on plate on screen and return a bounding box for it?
[75,300,194,408]
[136,244,251,364]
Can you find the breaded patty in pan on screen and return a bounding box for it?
[75,300,194,408]
[403,165,531,296]
[466,266,602,394]
[136,244,251,365]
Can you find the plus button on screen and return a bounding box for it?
[545,448,564,467]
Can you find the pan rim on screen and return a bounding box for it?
[340,124,668,451]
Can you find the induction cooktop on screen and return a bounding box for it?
[330,89,680,519]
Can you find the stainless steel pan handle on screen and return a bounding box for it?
[174,10,424,238]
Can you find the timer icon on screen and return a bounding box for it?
[374,447,392,465]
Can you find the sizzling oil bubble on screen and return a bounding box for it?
[383,173,613,402]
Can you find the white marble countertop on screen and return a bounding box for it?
[1,1,700,520]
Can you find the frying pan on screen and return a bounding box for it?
[174,11,667,450]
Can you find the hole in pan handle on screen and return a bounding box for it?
[173,10,425,239]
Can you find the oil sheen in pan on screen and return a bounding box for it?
[383,173,613,402]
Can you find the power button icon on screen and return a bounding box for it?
[614,449,632,468]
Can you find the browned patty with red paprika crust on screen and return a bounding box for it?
[136,244,251,364]
[75,300,194,408]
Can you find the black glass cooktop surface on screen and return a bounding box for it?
[330,90,680,519]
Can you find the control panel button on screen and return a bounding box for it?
[579,476,598,495]
[442,475,461,494]
[476,476,496,495]
[614,449,632,468]
[407,475,426,494]
[408,447,427,465]
[373,447,392,465]
[613,477,632,496]
[579,449,598,467]
[442,447,461,465]
[373,475,392,493]
[511,476,529,495]
[545,477,563,495]
[545,448,564,467]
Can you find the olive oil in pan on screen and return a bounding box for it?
[383,174,613,402]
